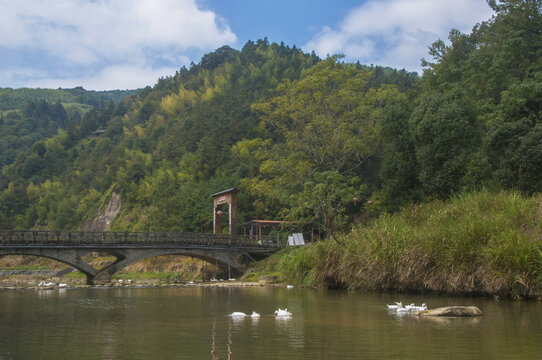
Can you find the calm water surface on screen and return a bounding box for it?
[0,286,541,359]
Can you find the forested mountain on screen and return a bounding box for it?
[0,39,415,233]
[0,86,138,169]
[0,1,540,238]
[0,87,138,111]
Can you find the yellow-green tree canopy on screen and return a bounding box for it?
[248,57,403,240]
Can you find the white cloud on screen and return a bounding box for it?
[0,0,236,89]
[0,67,49,87]
[304,0,494,72]
[27,64,181,90]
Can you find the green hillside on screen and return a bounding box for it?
[0,40,418,231]
[0,87,138,111]
[0,1,540,249]
[0,85,138,178]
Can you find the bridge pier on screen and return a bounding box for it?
[89,272,112,285]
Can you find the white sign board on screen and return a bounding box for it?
[287,233,305,246]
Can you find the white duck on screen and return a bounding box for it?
[409,303,427,312]
[251,311,260,318]
[274,308,292,317]
[396,306,410,313]
[386,301,403,310]
[229,312,247,317]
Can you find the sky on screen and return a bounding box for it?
[0,0,494,90]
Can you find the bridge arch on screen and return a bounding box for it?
[0,249,99,280]
[93,248,247,281]
[0,247,248,284]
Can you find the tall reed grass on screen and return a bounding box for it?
[253,191,542,298]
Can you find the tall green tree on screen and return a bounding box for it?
[249,57,401,240]
[418,0,542,194]
[410,89,482,197]
[376,98,421,211]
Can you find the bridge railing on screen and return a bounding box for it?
[0,230,282,249]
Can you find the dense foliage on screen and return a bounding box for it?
[0,1,541,244]
[0,101,69,169]
[248,57,403,239]
[377,0,542,209]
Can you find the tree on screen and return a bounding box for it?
[410,89,482,197]
[417,0,542,196]
[376,97,421,211]
[288,171,366,242]
[201,46,239,70]
[0,210,13,230]
[485,77,542,192]
[253,56,381,174]
[248,57,399,240]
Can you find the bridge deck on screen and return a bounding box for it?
[0,230,282,250]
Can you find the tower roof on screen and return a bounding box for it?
[211,188,239,197]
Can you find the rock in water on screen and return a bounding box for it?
[419,306,482,317]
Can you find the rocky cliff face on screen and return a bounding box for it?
[80,192,122,231]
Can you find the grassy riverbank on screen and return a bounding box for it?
[248,191,542,299]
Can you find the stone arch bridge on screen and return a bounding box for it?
[0,230,281,284]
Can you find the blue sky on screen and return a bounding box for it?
[201,0,365,46]
[0,0,494,90]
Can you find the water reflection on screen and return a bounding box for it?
[227,318,232,360]
[387,308,416,319]
[275,314,305,349]
[36,288,56,298]
[230,314,247,328]
[420,315,482,326]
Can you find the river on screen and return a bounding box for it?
[0,286,541,359]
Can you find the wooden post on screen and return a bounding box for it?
[230,194,238,241]
[214,208,222,235]
[211,188,239,241]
